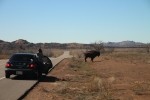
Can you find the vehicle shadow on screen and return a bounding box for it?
[40,76,61,82]
[11,75,61,82]
[11,75,37,80]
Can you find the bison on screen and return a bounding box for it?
[84,50,100,62]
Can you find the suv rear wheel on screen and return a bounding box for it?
[36,71,42,80]
[5,73,10,78]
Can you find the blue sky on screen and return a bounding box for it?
[0,0,150,43]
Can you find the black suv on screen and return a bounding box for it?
[5,53,53,79]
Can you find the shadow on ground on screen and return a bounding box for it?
[40,76,61,82]
[11,75,61,82]
[11,75,38,80]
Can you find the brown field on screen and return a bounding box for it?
[25,50,150,100]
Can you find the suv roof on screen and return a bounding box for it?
[13,53,36,55]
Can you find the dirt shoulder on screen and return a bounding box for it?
[25,53,150,100]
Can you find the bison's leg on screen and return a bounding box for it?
[85,57,87,62]
[91,57,94,62]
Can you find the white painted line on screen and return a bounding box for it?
[0,77,5,80]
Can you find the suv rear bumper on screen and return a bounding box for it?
[5,68,38,76]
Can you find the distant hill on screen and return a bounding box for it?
[104,41,145,47]
[0,39,147,51]
[12,39,30,44]
[0,40,5,43]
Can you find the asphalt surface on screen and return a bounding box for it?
[0,51,72,100]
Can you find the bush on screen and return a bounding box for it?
[88,76,114,100]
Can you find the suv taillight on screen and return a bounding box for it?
[29,63,37,69]
[5,62,12,68]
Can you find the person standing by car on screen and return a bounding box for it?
[36,48,44,78]
[37,48,43,62]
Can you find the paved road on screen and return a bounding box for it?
[0,51,72,100]
[0,59,8,79]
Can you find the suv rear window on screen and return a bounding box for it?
[10,54,35,62]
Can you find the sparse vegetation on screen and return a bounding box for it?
[48,58,116,100]
[70,49,85,58]
[145,43,150,53]
[88,76,114,100]
[91,41,105,52]
[132,81,150,95]
[0,54,10,59]
[109,52,150,64]
[43,49,64,57]
[105,47,115,53]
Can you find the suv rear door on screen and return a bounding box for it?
[42,56,53,73]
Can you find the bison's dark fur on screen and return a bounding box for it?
[84,50,100,62]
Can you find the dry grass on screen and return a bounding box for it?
[0,54,10,59]
[88,76,114,100]
[68,50,150,99]
[69,49,86,58]
[108,52,150,64]
[132,81,150,95]
[56,58,114,100]
[43,49,64,57]
[112,48,147,53]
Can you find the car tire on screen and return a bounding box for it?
[37,71,42,80]
[44,69,49,75]
[5,73,10,78]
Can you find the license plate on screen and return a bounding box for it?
[16,71,23,75]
